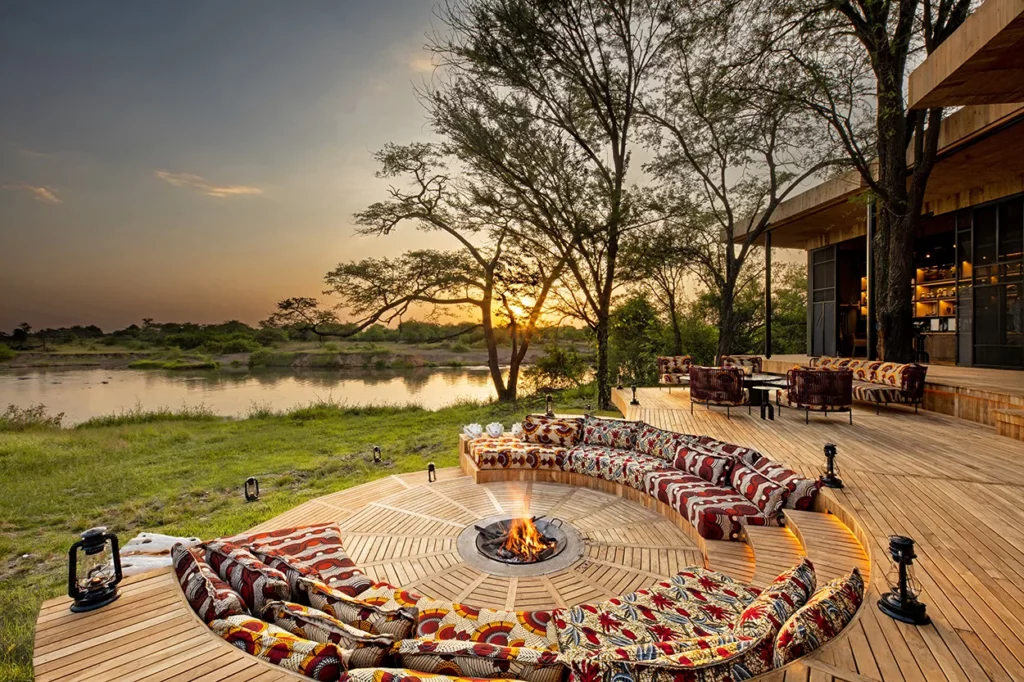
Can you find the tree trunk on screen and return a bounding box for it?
[667,293,683,355]
[595,314,611,410]
[716,277,738,364]
[480,286,510,401]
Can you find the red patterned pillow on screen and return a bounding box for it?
[264,600,394,668]
[675,448,734,487]
[204,540,290,615]
[210,615,346,680]
[582,416,641,449]
[774,568,864,666]
[302,577,416,639]
[521,415,583,447]
[729,464,788,518]
[753,460,822,511]
[171,543,247,623]
[692,436,763,466]
[243,524,373,598]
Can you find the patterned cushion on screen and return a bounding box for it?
[753,460,822,511]
[552,566,761,657]
[470,437,569,470]
[565,445,674,491]
[815,357,836,369]
[659,373,689,385]
[689,437,763,467]
[852,382,907,404]
[675,449,734,487]
[656,356,692,374]
[521,415,583,447]
[210,615,347,680]
[849,360,882,382]
[230,524,372,598]
[264,601,393,668]
[643,470,774,541]
[729,464,787,518]
[720,355,763,373]
[736,559,816,636]
[774,568,864,666]
[171,543,247,623]
[582,416,642,449]
[395,640,562,682]
[633,425,694,462]
[204,540,290,615]
[302,577,417,639]
[341,668,513,682]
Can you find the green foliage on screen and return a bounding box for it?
[248,349,297,368]
[128,359,218,370]
[677,306,720,366]
[523,343,589,390]
[0,344,15,361]
[610,295,663,385]
[76,403,218,428]
[450,340,471,353]
[323,341,340,352]
[0,404,64,431]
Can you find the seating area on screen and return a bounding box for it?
[687,366,749,418]
[778,368,854,424]
[656,356,692,389]
[810,357,927,413]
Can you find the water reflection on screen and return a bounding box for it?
[0,367,498,424]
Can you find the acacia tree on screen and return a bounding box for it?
[770,0,972,360]
[642,12,848,361]
[264,297,339,343]
[432,0,680,409]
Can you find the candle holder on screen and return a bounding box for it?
[820,443,843,488]
[878,535,930,625]
[244,477,260,502]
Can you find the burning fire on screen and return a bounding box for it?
[502,516,554,562]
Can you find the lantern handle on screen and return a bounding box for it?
[107,531,123,585]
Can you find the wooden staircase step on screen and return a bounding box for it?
[744,525,806,588]
[784,509,871,584]
[703,539,756,584]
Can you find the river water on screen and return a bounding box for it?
[0,367,499,424]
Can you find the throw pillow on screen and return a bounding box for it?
[674,448,734,487]
[244,524,373,598]
[753,460,822,511]
[521,414,583,447]
[774,568,864,666]
[634,424,693,462]
[210,615,346,680]
[301,577,416,639]
[736,559,816,637]
[730,464,788,518]
[171,543,247,623]
[264,600,393,668]
[204,539,290,615]
[582,416,641,449]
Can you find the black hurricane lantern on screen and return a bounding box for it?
[819,443,843,489]
[244,476,260,502]
[68,527,123,612]
[630,384,640,406]
[427,461,436,483]
[545,395,555,418]
[584,403,592,417]
[878,535,930,625]
[372,445,382,464]
[616,370,624,391]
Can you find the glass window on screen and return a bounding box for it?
[1000,198,1024,264]
[975,205,998,272]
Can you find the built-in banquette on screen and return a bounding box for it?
[810,357,928,413]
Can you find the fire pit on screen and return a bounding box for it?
[475,516,567,565]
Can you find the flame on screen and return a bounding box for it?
[502,516,553,561]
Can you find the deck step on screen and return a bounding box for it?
[784,509,871,584]
[744,525,806,588]
[703,539,756,584]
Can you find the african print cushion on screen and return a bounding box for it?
[341,668,515,682]
[659,373,689,385]
[552,566,761,658]
[752,460,821,511]
[689,437,762,467]
[656,356,692,374]
[470,438,569,471]
[301,577,417,639]
[232,524,372,598]
[633,425,695,462]
[394,640,563,682]
[729,464,788,518]
[852,382,909,404]
[204,540,290,615]
[521,415,584,447]
[171,543,247,623]
[264,600,395,668]
[564,446,674,492]
[735,559,816,637]
[210,615,347,680]
[774,567,864,667]
[582,416,642,449]
[642,470,776,541]
[674,449,734,487]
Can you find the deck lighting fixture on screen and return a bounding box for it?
[545,395,555,417]
[878,535,930,625]
[68,527,122,612]
[372,445,382,464]
[428,462,436,483]
[244,477,260,502]
[820,443,843,488]
[630,385,640,406]
[584,403,592,417]
[616,371,624,390]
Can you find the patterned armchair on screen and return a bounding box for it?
[688,366,748,419]
[780,368,853,424]
[656,356,693,391]
[720,354,763,374]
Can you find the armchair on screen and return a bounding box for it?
[780,368,854,424]
[688,366,747,419]
[656,356,693,392]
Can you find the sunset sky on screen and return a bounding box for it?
[0,0,450,331]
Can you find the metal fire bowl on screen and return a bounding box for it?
[475,517,569,564]
[457,514,585,577]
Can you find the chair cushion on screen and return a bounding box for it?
[233,523,372,598]
[643,470,772,541]
[470,437,568,470]
[565,445,674,491]
[656,356,692,374]
[302,578,417,639]
[852,382,908,404]
[393,641,563,682]
[753,460,821,511]
[521,415,583,447]
[582,416,642,449]
[264,601,393,668]
[689,437,763,466]
[774,568,864,666]
[729,464,788,518]
[171,543,247,623]
[633,424,694,462]
[204,540,290,615]
[659,373,689,385]
[210,615,347,680]
[674,448,734,487]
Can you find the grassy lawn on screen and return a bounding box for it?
[0,393,609,682]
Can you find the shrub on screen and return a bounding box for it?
[610,295,662,386]
[248,349,296,367]
[523,344,589,390]
[76,402,216,428]
[450,340,471,353]
[0,344,15,361]
[0,404,64,431]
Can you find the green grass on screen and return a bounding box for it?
[127,358,218,370]
[0,391,613,682]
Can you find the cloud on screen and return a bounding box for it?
[2,182,62,204]
[20,149,60,159]
[154,170,263,198]
[407,52,437,74]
